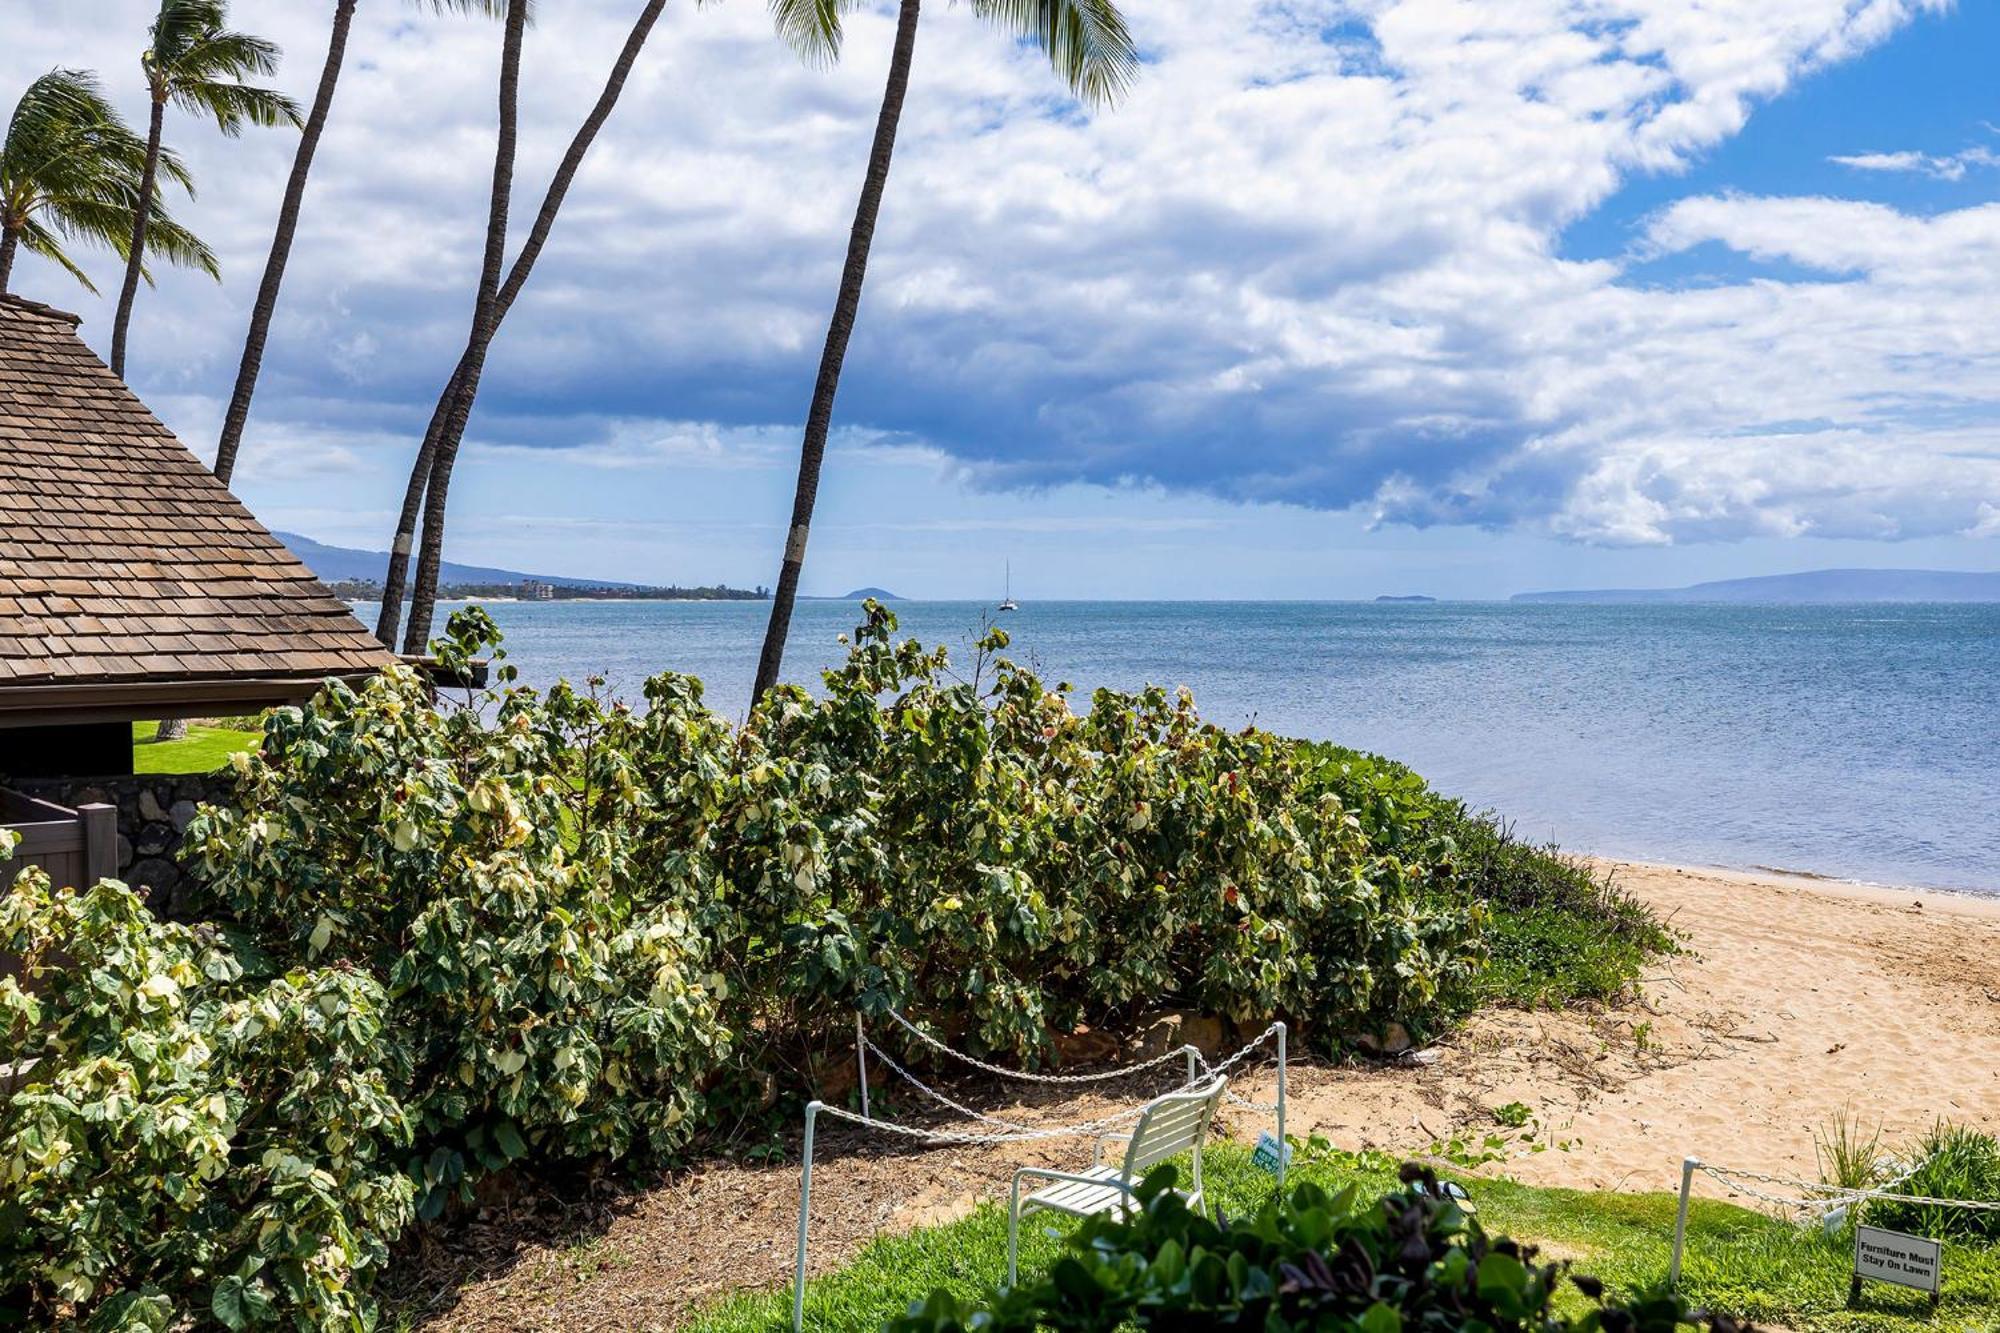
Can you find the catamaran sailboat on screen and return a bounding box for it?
[998,561,1018,612]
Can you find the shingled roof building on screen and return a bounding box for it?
[0,293,391,778]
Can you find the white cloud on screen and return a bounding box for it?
[4,0,1993,552]
[1831,145,2000,181]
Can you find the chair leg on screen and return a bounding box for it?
[1007,1177,1024,1287]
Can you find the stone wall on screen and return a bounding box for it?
[11,772,232,918]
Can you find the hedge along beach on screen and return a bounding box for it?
[398,597,2000,1187]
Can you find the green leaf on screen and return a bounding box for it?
[494,1121,528,1161]
[1358,1301,1403,1333]
[211,1277,250,1331]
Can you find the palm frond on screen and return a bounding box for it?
[44,194,152,260]
[3,69,130,189]
[968,0,1138,106]
[175,76,302,134]
[144,2,303,133]
[770,0,852,67]
[148,0,230,64]
[134,209,220,281]
[2,66,216,294]
[16,215,103,294]
[183,29,285,82]
[407,0,530,20]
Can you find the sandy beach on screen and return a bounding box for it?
[1260,859,2000,1198]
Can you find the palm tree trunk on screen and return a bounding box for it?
[374,0,528,649]
[0,226,17,292]
[395,0,669,654]
[213,0,358,487]
[110,94,167,380]
[752,0,922,703]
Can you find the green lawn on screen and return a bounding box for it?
[131,720,256,775]
[688,1143,2000,1333]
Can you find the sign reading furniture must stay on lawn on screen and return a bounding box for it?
[1852,1224,1941,1306]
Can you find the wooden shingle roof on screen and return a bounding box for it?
[0,293,390,709]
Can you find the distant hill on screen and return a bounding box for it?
[1512,568,2000,604]
[1375,594,1436,603]
[277,531,639,590]
[805,587,902,600]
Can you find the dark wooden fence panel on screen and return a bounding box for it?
[2,791,117,1032]
[0,789,116,890]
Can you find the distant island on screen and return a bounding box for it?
[1512,568,2000,604]
[283,532,767,602]
[1375,594,1437,603]
[805,587,902,600]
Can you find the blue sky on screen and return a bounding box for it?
[5,0,1998,599]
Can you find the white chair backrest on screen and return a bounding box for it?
[1120,1077,1227,1182]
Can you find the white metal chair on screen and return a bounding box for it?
[1005,1076,1228,1285]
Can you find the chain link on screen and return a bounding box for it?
[1196,1023,1282,1077]
[884,1008,1206,1084]
[1698,1162,2000,1213]
[860,1036,1055,1133]
[824,1010,1283,1146]
[820,1049,1193,1145]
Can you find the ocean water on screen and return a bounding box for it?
[375,599,2000,895]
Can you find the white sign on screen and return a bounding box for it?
[1854,1225,1941,1294]
[1251,1130,1292,1175]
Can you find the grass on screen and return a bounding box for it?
[686,1143,2000,1333]
[1870,1124,2000,1245]
[131,719,258,775]
[1481,906,1661,1009]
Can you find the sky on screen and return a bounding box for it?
[5,0,1998,600]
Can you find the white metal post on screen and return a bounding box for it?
[1669,1156,1698,1288]
[793,1101,823,1333]
[855,1014,870,1120]
[1275,1022,1288,1191]
[1184,1044,1198,1087]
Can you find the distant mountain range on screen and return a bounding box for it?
[277,532,640,589]
[1512,568,2000,604]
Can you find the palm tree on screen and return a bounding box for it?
[382,0,813,652]
[749,0,1138,702]
[212,0,507,488]
[1,69,212,295]
[108,0,301,381]
[373,0,530,650]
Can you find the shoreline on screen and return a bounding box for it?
[1594,855,2000,919]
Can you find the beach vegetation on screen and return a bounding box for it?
[880,1163,1715,1333]
[1813,1105,1885,1193]
[1299,743,1673,1009]
[1867,1123,2000,1244]
[0,850,413,1331]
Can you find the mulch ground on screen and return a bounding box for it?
[383,1062,1299,1332]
